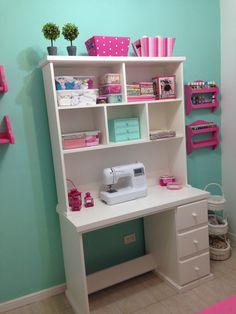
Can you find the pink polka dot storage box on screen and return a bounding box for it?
[85,36,130,56]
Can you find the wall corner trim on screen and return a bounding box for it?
[0,284,66,313]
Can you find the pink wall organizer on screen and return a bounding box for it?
[0,65,8,93]
[186,120,219,155]
[0,116,15,144]
[185,81,219,115]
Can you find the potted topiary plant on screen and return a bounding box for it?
[62,23,79,56]
[42,22,60,55]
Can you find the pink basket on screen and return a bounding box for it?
[85,36,130,56]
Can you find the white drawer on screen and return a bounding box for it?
[179,252,210,286]
[178,226,209,259]
[176,200,208,232]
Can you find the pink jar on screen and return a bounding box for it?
[159,175,176,186]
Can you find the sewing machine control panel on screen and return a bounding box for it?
[134,167,144,176]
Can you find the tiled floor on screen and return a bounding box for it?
[4,246,236,314]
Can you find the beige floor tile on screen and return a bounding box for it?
[5,246,236,314]
[115,288,156,313]
[160,294,195,314]
[61,308,75,314]
[90,303,122,314]
[133,302,170,314]
[145,280,177,302]
[3,306,33,314]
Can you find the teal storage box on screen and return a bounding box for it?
[108,118,140,142]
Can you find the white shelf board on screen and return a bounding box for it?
[65,185,209,233]
[39,56,186,68]
[57,98,182,110]
[62,134,184,154]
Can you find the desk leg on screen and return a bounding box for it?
[144,210,179,284]
[60,216,90,314]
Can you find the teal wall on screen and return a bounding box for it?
[0,0,220,303]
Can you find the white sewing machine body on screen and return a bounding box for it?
[100,162,148,205]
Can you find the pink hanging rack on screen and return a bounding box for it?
[0,116,15,144]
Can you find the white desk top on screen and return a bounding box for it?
[63,185,209,233]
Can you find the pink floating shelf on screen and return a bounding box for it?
[0,65,8,93]
[186,120,219,154]
[0,116,15,144]
[185,83,219,115]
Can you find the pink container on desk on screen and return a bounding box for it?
[85,36,130,56]
[99,84,121,95]
[159,175,176,186]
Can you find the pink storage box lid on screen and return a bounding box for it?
[85,36,130,56]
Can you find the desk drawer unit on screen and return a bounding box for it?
[178,226,209,259]
[179,252,210,286]
[108,118,140,142]
[175,200,210,286]
[176,200,208,232]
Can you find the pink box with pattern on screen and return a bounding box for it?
[85,36,130,56]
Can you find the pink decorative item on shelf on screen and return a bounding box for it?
[84,192,94,208]
[132,36,176,57]
[99,73,120,85]
[0,116,14,144]
[127,95,156,102]
[0,65,8,93]
[62,132,86,149]
[152,75,176,99]
[186,120,219,154]
[85,36,130,56]
[185,80,219,115]
[99,84,121,95]
[67,179,82,211]
[68,188,82,211]
[85,131,100,147]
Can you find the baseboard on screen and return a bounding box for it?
[0,284,66,313]
[156,270,214,293]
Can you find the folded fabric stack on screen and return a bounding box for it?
[150,129,176,140]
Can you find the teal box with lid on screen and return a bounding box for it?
[108,117,140,142]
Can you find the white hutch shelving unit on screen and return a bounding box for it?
[40,56,212,314]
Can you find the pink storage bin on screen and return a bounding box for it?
[62,133,86,149]
[85,131,100,147]
[85,36,130,56]
[99,84,121,95]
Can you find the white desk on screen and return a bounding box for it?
[59,185,212,314]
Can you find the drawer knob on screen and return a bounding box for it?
[193,240,199,245]
[192,212,198,218]
[194,266,200,272]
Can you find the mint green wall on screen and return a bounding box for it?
[0,0,220,303]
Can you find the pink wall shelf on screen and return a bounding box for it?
[186,120,219,154]
[0,65,8,93]
[185,83,219,115]
[0,116,15,144]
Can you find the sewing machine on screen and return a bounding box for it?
[100,162,147,205]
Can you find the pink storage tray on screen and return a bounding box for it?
[0,116,14,144]
[99,84,121,95]
[85,36,130,56]
[128,95,156,102]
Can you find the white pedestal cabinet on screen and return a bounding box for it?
[40,56,212,314]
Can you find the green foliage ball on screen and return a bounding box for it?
[62,23,79,43]
[42,23,60,41]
